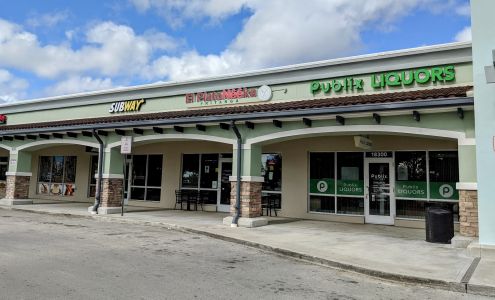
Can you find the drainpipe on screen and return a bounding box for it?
[231,121,242,226]
[91,129,104,214]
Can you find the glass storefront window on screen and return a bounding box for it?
[37,156,77,197]
[309,153,335,213]
[309,153,335,195]
[262,153,282,209]
[308,152,364,215]
[306,150,460,220]
[199,190,218,205]
[396,199,459,221]
[64,156,77,183]
[130,154,163,201]
[181,154,200,188]
[88,155,98,197]
[0,157,8,181]
[38,156,52,183]
[309,195,335,213]
[200,154,219,189]
[132,155,147,187]
[180,154,221,205]
[261,154,282,191]
[429,151,459,200]
[337,197,364,215]
[336,152,364,197]
[147,155,163,187]
[395,151,427,199]
[395,151,459,221]
[336,153,364,215]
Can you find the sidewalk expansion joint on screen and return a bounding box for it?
[461,257,481,292]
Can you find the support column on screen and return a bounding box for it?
[91,148,124,214]
[472,0,495,247]
[230,179,263,218]
[0,151,33,205]
[457,144,478,237]
[226,144,266,227]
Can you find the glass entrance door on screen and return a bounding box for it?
[218,159,232,212]
[365,159,395,225]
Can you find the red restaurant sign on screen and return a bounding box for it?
[0,115,7,124]
[186,88,257,105]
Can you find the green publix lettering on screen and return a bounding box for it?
[371,66,455,89]
[310,77,364,94]
[311,65,456,95]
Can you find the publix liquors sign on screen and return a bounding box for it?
[310,65,455,95]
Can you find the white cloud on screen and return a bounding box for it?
[27,11,69,28]
[46,76,113,96]
[145,0,458,81]
[0,69,28,102]
[455,26,471,42]
[0,19,179,78]
[130,0,247,27]
[0,0,470,101]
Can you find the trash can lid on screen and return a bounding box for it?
[427,207,451,215]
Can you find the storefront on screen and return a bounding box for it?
[0,42,477,235]
[308,150,459,225]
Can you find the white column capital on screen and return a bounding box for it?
[456,182,477,190]
[229,176,264,182]
[6,172,32,177]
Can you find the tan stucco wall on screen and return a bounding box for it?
[262,135,458,222]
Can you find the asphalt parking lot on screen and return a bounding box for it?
[0,209,488,300]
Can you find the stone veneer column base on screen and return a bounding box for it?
[230,181,262,218]
[459,190,479,237]
[89,177,124,215]
[0,175,32,205]
[0,181,6,199]
[6,175,30,199]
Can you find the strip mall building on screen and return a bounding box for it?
[0,42,481,238]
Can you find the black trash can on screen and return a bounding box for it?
[425,206,454,244]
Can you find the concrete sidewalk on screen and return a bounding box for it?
[2,200,494,296]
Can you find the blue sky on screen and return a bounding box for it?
[0,0,471,102]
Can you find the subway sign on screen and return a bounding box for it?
[310,65,456,95]
[109,99,145,113]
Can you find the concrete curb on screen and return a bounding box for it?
[2,205,493,296]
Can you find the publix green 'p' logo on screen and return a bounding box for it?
[439,184,454,198]
[317,180,328,193]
